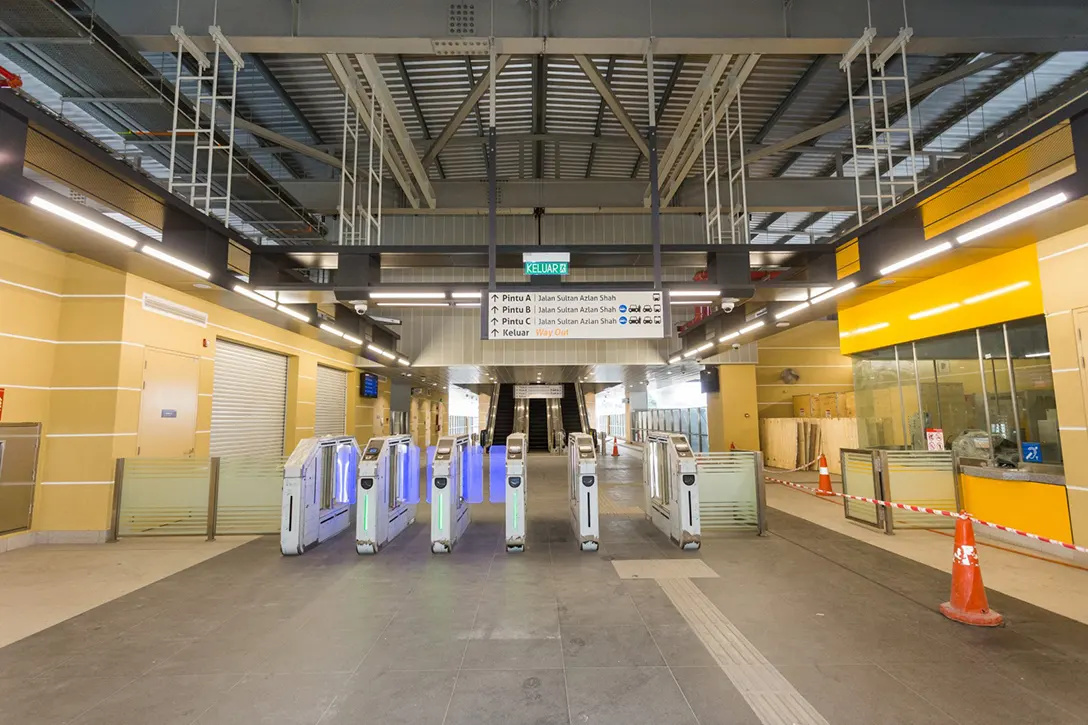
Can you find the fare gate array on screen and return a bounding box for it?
[356,435,419,554]
[568,432,600,551]
[504,433,528,551]
[280,436,358,556]
[430,434,472,553]
[643,432,701,550]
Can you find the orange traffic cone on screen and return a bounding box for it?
[729,441,736,451]
[816,454,834,495]
[611,437,620,457]
[940,515,1003,627]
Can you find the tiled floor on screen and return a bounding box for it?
[1,451,1087,724]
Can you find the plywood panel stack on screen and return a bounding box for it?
[760,417,859,474]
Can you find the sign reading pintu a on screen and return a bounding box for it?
[522,252,570,276]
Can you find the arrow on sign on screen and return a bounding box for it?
[491,306,498,313]
[491,318,498,325]
[491,329,499,337]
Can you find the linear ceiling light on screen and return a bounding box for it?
[376,302,450,307]
[321,323,346,337]
[140,244,212,279]
[695,342,713,353]
[30,196,138,248]
[840,322,890,338]
[909,302,960,321]
[455,302,481,308]
[397,357,411,366]
[234,285,277,308]
[956,192,1068,244]
[277,305,310,323]
[879,241,953,276]
[1025,351,1050,359]
[369,292,447,300]
[963,280,1030,305]
[670,290,722,298]
[774,301,810,320]
[810,282,856,305]
[668,355,682,364]
[671,300,715,305]
[682,348,699,359]
[451,291,482,299]
[343,334,363,345]
[719,331,740,343]
[738,321,765,335]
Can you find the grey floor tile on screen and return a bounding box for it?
[566,666,698,725]
[880,660,1085,725]
[194,672,346,725]
[648,624,717,667]
[561,626,664,668]
[557,589,644,626]
[671,667,762,725]
[462,638,564,670]
[71,674,243,725]
[318,669,456,725]
[361,629,468,671]
[49,636,193,679]
[0,675,133,725]
[777,664,958,725]
[150,637,268,676]
[473,603,560,639]
[444,669,569,725]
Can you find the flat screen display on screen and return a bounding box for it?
[361,372,379,398]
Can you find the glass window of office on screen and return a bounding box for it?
[851,315,1059,466]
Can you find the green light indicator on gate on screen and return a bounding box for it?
[523,261,569,276]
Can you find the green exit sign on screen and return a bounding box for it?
[524,260,569,276]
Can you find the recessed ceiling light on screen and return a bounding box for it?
[193,283,212,289]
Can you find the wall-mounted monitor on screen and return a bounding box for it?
[361,372,379,398]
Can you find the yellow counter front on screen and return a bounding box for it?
[959,466,1073,544]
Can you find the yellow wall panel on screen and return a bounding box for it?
[47,390,138,435]
[50,345,125,388]
[707,365,760,451]
[1058,428,1088,490]
[0,338,57,389]
[1051,373,1085,430]
[0,288,61,336]
[0,388,50,424]
[960,474,1073,543]
[61,255,126,295]
[1,234,67,293]
[757,321,855,418]
[839,245,1043,354]
[835,239,860,279]
[39,436,122,484]
[34,484,114,531]
[1044,313,1079,371]
[1037,225,1088,316]
[1068,488,1088,546]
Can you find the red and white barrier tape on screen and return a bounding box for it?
[765,475,1088,555]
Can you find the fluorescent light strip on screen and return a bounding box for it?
[963,280,1030,305]
[879,241,953,276]
[376,302,450,307]
[956,192,1068,244]
[810,282,856,305]
[140,244,211,279]
[718,331,739,343]
[397,358,411,366]
[840,321,889,338]
[29,196,138,249]
[671,300,715,305]
[234,285,277,308]
[682,349,699,359]
[738,321,765,335]
[695,343,713,353]
[369,292,447,300]
[451,291,482,299]
[321,323,346,337]
[1025,351,1051,359]
[455,302,481,307]
[670,290,722,298]
[774,301,810,320]
[343,334,363,345]
[668,355,682,364]
[277,305,310,323]
[908,302,960,320]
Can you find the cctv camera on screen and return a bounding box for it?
[353,301,369,314]
[721,297,739,313]
[731,343,741,351]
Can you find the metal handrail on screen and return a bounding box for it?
[483,382,501,447]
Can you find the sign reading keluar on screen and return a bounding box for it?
[522,252,570,277]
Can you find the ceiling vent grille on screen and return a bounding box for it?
[142,293,209,327]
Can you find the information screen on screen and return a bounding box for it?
[361,372,379,398]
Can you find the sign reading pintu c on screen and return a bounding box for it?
[522,252,570,277]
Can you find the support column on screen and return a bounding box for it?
[706,365,760,451]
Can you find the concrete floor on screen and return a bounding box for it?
[1,451,1087,724]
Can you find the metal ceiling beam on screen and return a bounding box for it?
[661,54,761,206]
[421,54,511,170]
[395,54,444,179]
[355,53,437,208]
[247,54,324,145]
[323,53,420,208]
[586,57,617,178]
[97,0,1088,55]
[649,54,732,203]
[574,55,650,158]
[632,56,686,178]
[463,57,489,171]
[752,56,826,144]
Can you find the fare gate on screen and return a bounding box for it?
[505,433,528,552]
[431,434,471,553]
[643,432,701,550]
[280,436,358,556]
[356,435,419,554]
[568,432,599,551]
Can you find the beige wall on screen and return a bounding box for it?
[757,321,854,419]
[0,230,360,536]
[706,365,760,451]
[1037,222,1088,544]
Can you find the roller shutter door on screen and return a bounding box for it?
[314,365,348,437]
[210,340,288,457]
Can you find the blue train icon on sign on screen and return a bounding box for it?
[619,316,628,325]
[619,304,628,313]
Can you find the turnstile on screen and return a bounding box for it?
[568,432,599,551]
[431,434,471,553]
[643,432,701,550]
[281,436,358,556]
[356,435,419,554]
[504,433,528,551]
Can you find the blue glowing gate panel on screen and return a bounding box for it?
[404,444,422,504]
[489,446,507,502]
[426,446,436,503]
[334,441,357,504]
[462,445,484,503]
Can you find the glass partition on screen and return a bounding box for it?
[216,457,286,534]
[630,407,709,452]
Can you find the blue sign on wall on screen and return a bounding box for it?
[1021,442,1042,463]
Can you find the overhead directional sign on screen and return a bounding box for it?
[486,290,665,340]
[523,252,570,276]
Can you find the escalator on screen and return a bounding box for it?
[560,383,583,436]
[527,397,550,451]
[491,384,516,446]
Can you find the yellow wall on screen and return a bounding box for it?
[961,474,1073,543]
[706,365,759,451]
[0,229,360,535]
[1037,220,1088,544]
[757,321,853,418]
